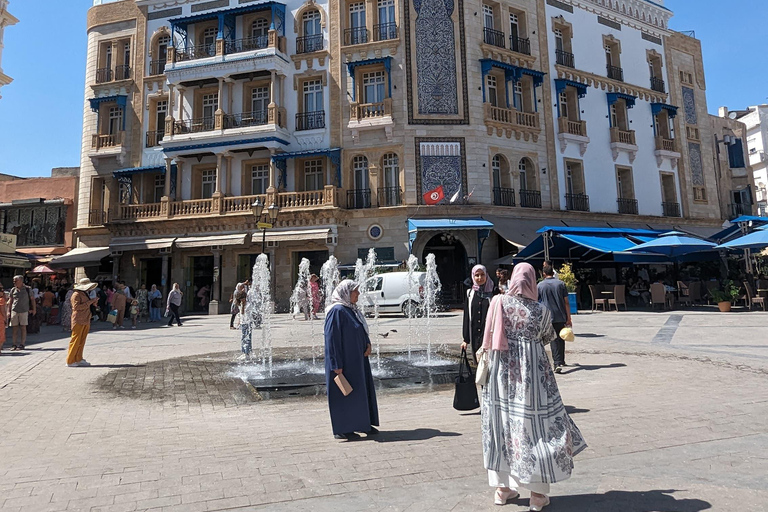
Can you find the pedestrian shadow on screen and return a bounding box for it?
[561,363,626,374]
[564,405,590,415]
[367,428,462,443]
[546,489,711,511]
[574,333,606,338]
[86,364,145,369]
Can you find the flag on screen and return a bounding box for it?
[422,185,445,205]
[449,185,462,204]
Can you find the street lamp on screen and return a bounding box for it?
[252,199,279,253]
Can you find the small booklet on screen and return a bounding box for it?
[334,374,353,396]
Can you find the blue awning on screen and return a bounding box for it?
[480,59,546,87]
[347,57,392,100]
[555,79,587,98]
[516,226,665,262]
[408,218,494,255]
[170,2,286,37]
[607,92,636,109]
[651,102,679,118]
[272,148,341,188]
[709,216,768,243]
[560,234,638,253]
[112,165,176,177]
[89,95,127,112]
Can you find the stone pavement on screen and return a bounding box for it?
[1,309,768,511]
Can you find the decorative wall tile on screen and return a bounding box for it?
[682,86,697,125]
[414,0,458,115]
[415,138,467,204]
[688,142,703,186]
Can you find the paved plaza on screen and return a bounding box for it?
[1,308,768,511]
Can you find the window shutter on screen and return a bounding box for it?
[728,139,746,168]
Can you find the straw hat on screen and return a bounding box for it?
[74,278,98,292]
[559,327,575,342]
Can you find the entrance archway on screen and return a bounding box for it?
[423,233,468,305]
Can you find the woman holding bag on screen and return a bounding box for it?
[323,280,379,441]
[479,263,586,510]
[461,265,498,363]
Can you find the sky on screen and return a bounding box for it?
[0,0,766,178]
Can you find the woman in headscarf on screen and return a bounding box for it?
[461,264,499,363]
[479,263,586,510]
[323,279,379,441]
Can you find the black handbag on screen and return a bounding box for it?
[151,297,162,309]
[453,348,479,411]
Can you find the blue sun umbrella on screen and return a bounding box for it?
[716,226,768,251]
[626,232,717,258]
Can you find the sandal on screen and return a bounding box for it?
[495,488,519,505]
[530,494,550,511]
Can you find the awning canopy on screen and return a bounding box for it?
[408,218,494,232]
[625,233,717,257]
[0,254,32,269]
[170,1,286,37]
[651,102,679,118]
[515,226,663,262]
[110,237,176,253]
[113,165,174,177]
[251,228,332,243]
[555,79,587,98]
[48,247,110,269]
[347,57,392,100]
[716,228,768,251]
[710,216,768,243]
[272,148,342,188]
[89,95,127,112]
[175,234,247,249]
[484,216,547,250]
[607,92,637,109]
[479,59,546,86]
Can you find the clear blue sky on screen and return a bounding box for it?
[0,0,766,177]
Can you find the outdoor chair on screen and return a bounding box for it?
[589,285,608,312]
[677,281,692,307]
[650,283,669,310]
[744,281,767,311]
[609,285,627,311]
[688,281,702,304]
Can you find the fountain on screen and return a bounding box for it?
[423,253,442,364]
[405,254,420,360]
[359,248,382,371]
[247,254,274,376]
[320,255,340,310]
[290,258,320,364]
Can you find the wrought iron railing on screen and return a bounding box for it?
[556,50,575,68]
[374,22,398,41]
[149,59,167,76]
[296,34,323,54]
[607,64,624,81]
[225,36,268,54]
[492,187,515,207]
[115,65,131,81]
[617,197,638,215]
[483,27,505,48]
[296,111,325,131]
[650,76,666,93]
[377,186,402,207]
[510,36,531,55]
[519,189,542,209]
[344,27,369,45]
[95,67,112,84]
[730,203,752,218]
[347,189,372,209]
[662,202,681,218]
[175,117,216,134]
[146,130,165,147]
[565,193,590,212]
[224,111,269,129]
[174,43,216,62]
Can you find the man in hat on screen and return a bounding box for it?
[537,262,572,374]
[67,278,99,367]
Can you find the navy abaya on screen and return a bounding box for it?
[324,305,379,435]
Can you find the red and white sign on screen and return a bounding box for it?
[422,185,445,205]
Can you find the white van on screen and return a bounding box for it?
[361,272,425,316]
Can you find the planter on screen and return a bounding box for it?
[568,292,578,314]
[717,301,732,313]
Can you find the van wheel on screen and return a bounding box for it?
[402,301,421,318]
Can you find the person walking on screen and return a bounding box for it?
[537,261,572,374]
[166,283,183,327]
[323,280,379,440]
[0,285,7,355]
[230,282,246,329]
[309,274,322,320]
[111,285,127,329]
[60,285,74,332]
[136,284,149,323]
[8,276,36,351]
[41,286,56,324]
[461,265,498,363]
[148,285,162,322]
[66,278,99,367]
[479,263,586,510]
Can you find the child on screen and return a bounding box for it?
[129,298,139,329]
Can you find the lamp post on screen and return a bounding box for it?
[252,199,280,253]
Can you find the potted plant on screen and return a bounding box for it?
[710,280,740,312]
[558,263,579,314]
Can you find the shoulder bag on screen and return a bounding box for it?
[453,348,479,411]
[475,298,496,386]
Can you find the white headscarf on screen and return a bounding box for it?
[327,279,369,335]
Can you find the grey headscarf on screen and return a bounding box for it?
[327,279,369,335]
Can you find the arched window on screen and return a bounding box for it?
[519,159,528,191]
[350,155,370,208]
[380,153,400,206]
[151,34,170,75]
[353,155,369,189]
[492,155,502,189]
[299,10,323,53]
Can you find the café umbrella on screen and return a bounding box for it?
[626,232,717,258]
[715,225,768,251]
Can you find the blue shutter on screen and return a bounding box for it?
[728,139,746,168]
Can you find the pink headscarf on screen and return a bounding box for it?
[471,264,495,293]
[507,263,538,301]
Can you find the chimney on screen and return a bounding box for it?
[719,106,729,118]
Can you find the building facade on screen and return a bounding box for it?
[727,105,768,217]
[0,0,18,99]
[75,0,740,311]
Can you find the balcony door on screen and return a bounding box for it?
[382,153,398,188]
[378,0,395,32]
[353,156,369,190]
[251,86,269,121]
[304,11,321,37]
[202,94,218,128]
[518,160,528,191]
[251,164,269,195]
[108,106,123,135]
[362,71,385,105]
[105,45,112,72]
[483,5,494,30]
[304,159,324,191]
[201,169,216,199]
[509,13,519,43]
[349,3,366,44]
[157,35,170,62]
[156,100,167,138]
[513,81,523,111]
[202,27,217,55]
[303,79,323,113]
[154,174,164,203]
[251,18,269,47]
[486,75,498,107]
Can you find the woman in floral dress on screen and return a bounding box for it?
[479,263,586,510]
[137,285,149,323]
[60,285,74,332]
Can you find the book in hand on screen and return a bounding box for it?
[334,373,353,396]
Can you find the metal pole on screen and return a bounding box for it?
[262,227,267,254]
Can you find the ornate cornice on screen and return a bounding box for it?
[555,65,668,103]
[561,0,672,38]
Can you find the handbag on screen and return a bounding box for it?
[106,309,118,324]
[453,348,479,411]
[151,297,162,309]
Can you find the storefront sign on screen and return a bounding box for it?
[0,233,17,254]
